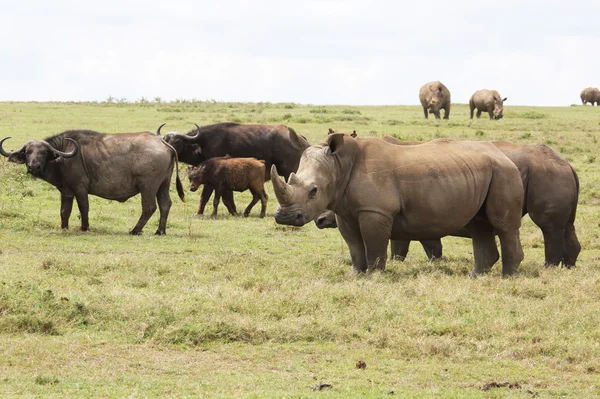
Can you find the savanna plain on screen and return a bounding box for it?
[1,101,600,398]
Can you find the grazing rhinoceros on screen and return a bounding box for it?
[316,134,581,267]
[580,87,600,106]
[419,81,451,120]
[272,133,524,276]
[469,89,507,120]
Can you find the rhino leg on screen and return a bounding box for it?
[155,180,172,235]
[75,193,90,232]
[337,216,367,273]
[443,106,450,120]
[421,239,443,260]
[465,220,499,276]
[358,212,392,272]
[476,109,482,119]
[541,227,567,267]
[563,224,581,267]
[60,195,74,229]
[423,107,429,119]
[431,109,441,120]
[130,190,157,235]
[488,111,494,120]
[390,239,410,261]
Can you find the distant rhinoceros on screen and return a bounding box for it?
[272,133,524,276]
[580,87,600,106]
[419,81,451,119]
[469,89,507,120]
[316,134,581,268]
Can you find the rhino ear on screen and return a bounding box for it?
[502,97,507,102]
[327,133,345,154]
[351,130,357,138]
[328,128,335,134]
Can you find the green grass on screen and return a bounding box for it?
[1,101,600,398]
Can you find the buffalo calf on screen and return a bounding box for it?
[188,156,268,218]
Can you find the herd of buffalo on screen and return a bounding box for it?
[1,83,591,276]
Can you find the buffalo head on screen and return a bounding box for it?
[160,124,204,165]
[0,137,78,177]
[187,164,206,192]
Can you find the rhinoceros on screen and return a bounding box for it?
[272,133,524,276]
[469,89,507,120]
[580,87,600,106]
[316,134,581,267]
[419,81,451,120]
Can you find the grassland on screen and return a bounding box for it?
[0,100,599,398]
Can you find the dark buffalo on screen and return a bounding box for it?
[188,155,268,218]
[316,133,581,267]
[159,122,310,215]
[0,129,184,235]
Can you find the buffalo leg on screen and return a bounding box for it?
[390,239,410,261]
[197,185,214,215]
[155,180,172,235]
[211,190,221,218]
[130,190,157,235]
[244,190,261,217]
[75,193,90,231]
[60,195,74,229]
[221,189,238,216]
[337,216,367,274]
[259,190,268,218]
[420,239,443,260]
[358,212,392,271]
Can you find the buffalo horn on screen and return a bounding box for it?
[41,138,78,159]
[0,137,14,157]
[181,124,201,141]
[270,164,293,204]
[156,123,166,136]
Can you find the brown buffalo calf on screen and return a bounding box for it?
[188,155,268,218]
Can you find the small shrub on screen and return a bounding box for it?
[587,155,596,163]
[310,108,327,114]
[475,130,485,137]
[387,119,402,126]
[520,111,547,119]
[35,376,59,386]
[342,109,361,115]
[519,132,532,139]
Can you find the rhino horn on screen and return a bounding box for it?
[271,164,294,204]
[288,172,303,186]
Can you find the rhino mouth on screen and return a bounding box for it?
[274,205,310,226]
[315,213,337,229]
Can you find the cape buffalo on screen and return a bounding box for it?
[188,155,268,218]
[470,89,507,120]
[272,133,524,276]
[580,87,600,106]
[316,134,581,267]
[0,129,185,235]
[159,122,310,216]
[419,81,451,120]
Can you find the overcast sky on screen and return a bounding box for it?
[2,1,599,106]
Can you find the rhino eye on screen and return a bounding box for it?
[308,185,318,199]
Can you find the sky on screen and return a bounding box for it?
[2,1,600,106]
